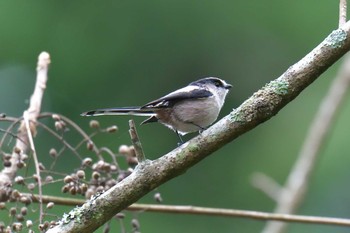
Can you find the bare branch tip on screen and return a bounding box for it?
[128,119,146,162]
[37,51,51,68]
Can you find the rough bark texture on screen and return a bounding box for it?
[47,23,350,233]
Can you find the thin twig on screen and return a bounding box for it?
[339,0,347,27]
[39,112,102,160]
[25,193,350,228]
[23,111,43,223]
[0,128,25,144]
[35,121,82,160]
[0,117,24,148]
[98,147,120,170]
[261,52,350,233]
[128,119,145,162]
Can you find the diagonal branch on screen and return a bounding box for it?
[261,47,350,233]
[47,23,350,233]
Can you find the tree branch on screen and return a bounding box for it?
[340,0,347,26]
[47,23,350,233]
[26,193,350,228]
[261,49,350,233]
[0,52,50,202]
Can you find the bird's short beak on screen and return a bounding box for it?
[225,83,233,89]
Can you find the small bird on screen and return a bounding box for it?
[81,77,232,142]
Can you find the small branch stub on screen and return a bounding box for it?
[128,119,146,162]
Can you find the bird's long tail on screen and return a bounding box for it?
[81,107,155,117]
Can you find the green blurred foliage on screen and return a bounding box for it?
[1,1,350,232]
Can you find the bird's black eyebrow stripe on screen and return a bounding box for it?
[189,77,223,86]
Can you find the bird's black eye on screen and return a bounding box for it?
[214,81,221,87]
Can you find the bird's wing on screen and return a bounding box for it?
[141,85,212,109]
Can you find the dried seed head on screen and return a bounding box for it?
[131,219,140,230]
[3,160,11,167]
[96,186,105,193]
[110,165,117,172]
[127,156,138,166]
[64,175,73,184]
[76,170,85,179]
[19,196,32,205]
[32,174,39,182]
[127,168,134,173]
[38,163,45,170]
[38,223,45,231]
[92,171,100,180]
[154,192,163,203]
[5,226,11,233]
[82,157,93,167]
[118,145,130,155]
[27,183,36,191]
[49,148,57,158]
[93,160,105,170]
[14,176,25,185]
[45,175,53,183]
[16,214,24,222]
[43,221,50,229]
[80,183,88,193]
[16,160,25,169]
[106,179,117,187]
[62,185,69,193]
[3,153,12,160]
[117,173,126,182]
[129,146,136,157]
[54,121,63,131]
[13,147,21,154]
[85,189,95,199]
[11,222,22,231]
[46,202,54,209]
[9,207,17,216]
[89,120,100,129]
[20,207,27,216]
[103,223,110,233]
[102,162,111,172]
[12,190,21,199]
[0,202,5,210]
[115,212,125,219]
[26,220,33,228]
[69,186,77,195]
[76,186,82,194]
[106,125,118,133]
[52,114,61,121]
[86,141,94,151]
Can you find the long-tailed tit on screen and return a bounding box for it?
[81,77,232,142]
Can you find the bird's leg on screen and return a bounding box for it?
[189,122,206,134]
[176,130,184,146]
